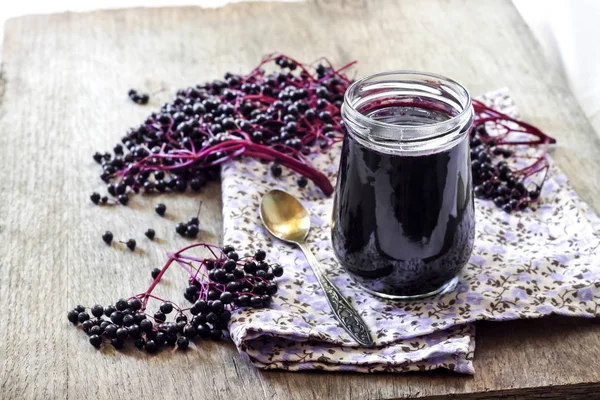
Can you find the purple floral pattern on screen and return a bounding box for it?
[221,89,600,374]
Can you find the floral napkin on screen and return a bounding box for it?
[221,89,600,374]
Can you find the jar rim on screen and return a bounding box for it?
[341,70,473,154]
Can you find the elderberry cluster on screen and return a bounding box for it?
[68,244,283,353]
[183,246,283,309]
[89,54,351,204]
[470,125,541,213]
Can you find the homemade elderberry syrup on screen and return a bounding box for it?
[332,72,475,299]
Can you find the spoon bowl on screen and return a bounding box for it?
[260,189,311,244]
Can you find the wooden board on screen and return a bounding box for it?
[1,1,600,399]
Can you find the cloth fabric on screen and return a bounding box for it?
[221,89,600,374]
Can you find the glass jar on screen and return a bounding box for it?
[332,71,475,299]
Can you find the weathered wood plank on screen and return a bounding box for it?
[1,1,599,399]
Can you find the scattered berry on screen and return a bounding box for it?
[128,89,150,105]
[155,203,166,216]
[126,239,136,251]
[145,229,156,240]
[175,223,187,236]
[270,163,282,177]
[102,231,113,245]
[186,224,199,238]
[90,192,101,204]
[89,335,102,348]
[297,176,308,188]
[176,336,189,350]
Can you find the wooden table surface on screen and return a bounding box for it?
[2,1,600,399]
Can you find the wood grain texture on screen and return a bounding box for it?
[1,1,600,399]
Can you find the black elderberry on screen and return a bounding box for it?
[67,310,79,324]
[266,283,278,295]
[132,338,145,350]
[227,251,239,261]
[116,183,127,195]
[270,163,282,177]
[155,203,167,216]
[165,323,178,336]
[115,327,128,340]
[78,312,90,323]
[176,336,190,350]
[493,197,507,207]
[250,296,263,308]
[116,194,128,205]
[219,292,233,304]
[89,334,102,348]
[90,192,101,204]
[237,294,250,307]
[145,229,156,240]
[100,320,111,330]
[297,176,308,188]
[233,268,245,279]
[102,231,113,245]
[89,325,102,336]
[159,302,173,314]
[257,261,269,271]
[254,282,267,295]
[106,183,117,196]
[91,305,104,318]
[244,261,257,274]
[175,179,187,192]
[134,312,146,324]
[145,340,157,353]
[126,324,140,338]
[254,249,266,261]
[140,319,153,333]
[104,305,116,317]
[186,224,199,238]
[183,324,197,338]
[272,265,284,277]
[155,180,166,192]
[151,268,161,279]
[110,311,124,325]
[222,245,235,254]
[153,311,166,323]
[206,312,219,324]
[474,185,486,198]
[154,331,166,346]
[122,314,135,327]
[176,223,187,236]
[226,282,241,293]
[529,189,540,200]
[82,320,94,333]
[124,239,136,251]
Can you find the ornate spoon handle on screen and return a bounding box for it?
[297,243,374,347]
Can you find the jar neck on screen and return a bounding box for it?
[342,71,473,156]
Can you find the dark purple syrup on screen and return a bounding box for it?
[332,105,475,297]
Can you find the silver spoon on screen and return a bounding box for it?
[259,189,374,347]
